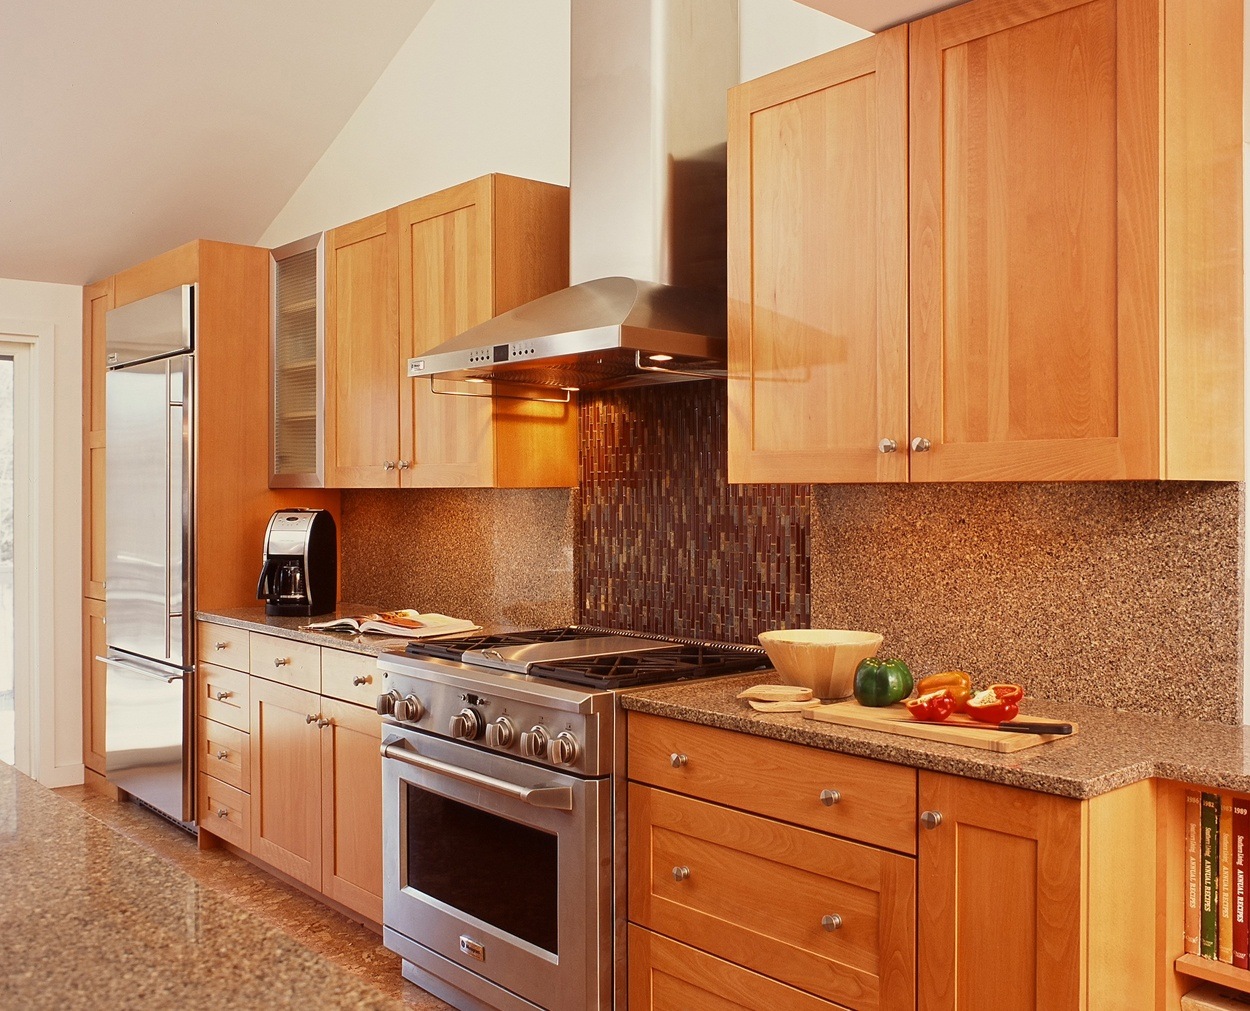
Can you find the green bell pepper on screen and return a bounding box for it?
[853,656,914,707]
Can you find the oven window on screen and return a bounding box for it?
[405,783,559,954]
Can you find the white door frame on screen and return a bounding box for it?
[0,324,62,783]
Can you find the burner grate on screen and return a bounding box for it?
[528,643,771,689]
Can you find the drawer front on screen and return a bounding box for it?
[249,631,320,692]
[628,925,847,1011]
[198,663,250,731]
[199,772,250,850]
[321,648,381,707]
[628,712,917,853]
[197,621,250,672]
[198,717,250,791]
[629,784,915,1011]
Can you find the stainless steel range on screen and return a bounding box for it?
[376,627,770,1011]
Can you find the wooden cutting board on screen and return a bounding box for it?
[802,700,1078,753]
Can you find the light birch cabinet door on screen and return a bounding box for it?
[319,697,383,923]
[324,208,400,487]
[249,677,323,889]
[82,598,108,775]
[728,26,909,484]
[82,277,112,600]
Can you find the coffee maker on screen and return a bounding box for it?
[257,509,337,617]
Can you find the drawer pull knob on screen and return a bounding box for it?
[274,657,290,667]
[316,717,331,728]
[921,810,943,830]
[820,789,841,806]
[878,438,897,454]
[215,750,229,761]
[215,690,231,701]
[670,753,688,769]
[352,675,371,686]
[216,808,229,819]
[672,866,691,883]
[306,713,318,724]
[214,641,228,650]
[821,914,843,932]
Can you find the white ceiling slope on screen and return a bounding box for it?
[0,0,434,284]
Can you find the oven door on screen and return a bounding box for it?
[381,724,611,1011]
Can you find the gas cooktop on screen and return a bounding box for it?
[404,626,770,689]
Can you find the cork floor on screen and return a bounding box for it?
[53,784,449,1009]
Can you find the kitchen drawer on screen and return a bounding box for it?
[198,716,250,791]
[321,648,381,707]
[198,662,250,731]
[628,712,917,854]
[249,631,320,692]
[628,925,847,1011]
[199,772,250,850]
[197,621,250,672]
[628,784,915,1011]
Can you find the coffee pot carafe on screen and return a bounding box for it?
[257,509,336,617]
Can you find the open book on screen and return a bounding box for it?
[305,610,480,638]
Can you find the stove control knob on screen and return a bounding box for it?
[520,725,550,759]
[547,731,580,767]
[394,694,425,723]
[375,691,400,717]
[485,717,515,750]
[450,708,485,741]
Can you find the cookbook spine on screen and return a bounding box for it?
[1221,794,1234,961]
[1235,795,1249,969]
[1186,791,1202,954]
[1202,792,1220,958]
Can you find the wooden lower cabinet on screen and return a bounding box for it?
[82,598,107,774]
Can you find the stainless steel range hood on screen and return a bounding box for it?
[407,0,738,392]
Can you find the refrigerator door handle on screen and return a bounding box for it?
[95,655,187,684]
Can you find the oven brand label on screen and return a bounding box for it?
[459,935,486,962]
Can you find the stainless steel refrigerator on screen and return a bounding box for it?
[101,284,195,823]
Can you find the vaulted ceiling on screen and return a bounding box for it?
[0,0,956,286]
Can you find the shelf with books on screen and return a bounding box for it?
[1174,952,1250,994]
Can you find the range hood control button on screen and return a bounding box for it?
[450,708,485,741]
[520,725,550,759]
[547,731,580,767]
[485,717,515,749]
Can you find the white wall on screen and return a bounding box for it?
[0,278,82,786]
[259,0,870,247]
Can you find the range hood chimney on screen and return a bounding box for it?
[408,0,739,392]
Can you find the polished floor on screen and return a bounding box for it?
[54,783,449,1009]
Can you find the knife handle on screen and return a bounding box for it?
[997,721,1074,735]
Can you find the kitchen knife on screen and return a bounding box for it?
[934,720,1074,735]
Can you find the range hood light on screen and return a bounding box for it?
[464,377,487,384]
[647,354,674,362]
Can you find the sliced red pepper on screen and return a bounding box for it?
[987,683,1025,705]
[966,689,1020,724]
[916,672,973,711]
[905,691,957,723]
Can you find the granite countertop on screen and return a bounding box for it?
[621,674,1250,800]
[197,604,416,656]
[0,761,406,1010]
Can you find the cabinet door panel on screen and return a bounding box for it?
[82,598,107,773]
[728,28,909,483]
[249,678,322,888]
[319,697,383,922]
[325,209,400,487]
[917,771,1083,1011]
[398,181,494,487]
[909,0,1159,480]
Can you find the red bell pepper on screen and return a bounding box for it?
[904,691,958,723]
[966,688,1020,723]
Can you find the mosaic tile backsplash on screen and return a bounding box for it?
[578,383,811,643]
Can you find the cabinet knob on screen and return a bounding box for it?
[352,675,371,686]
[383,460,396,471]
[820,789,841,807]
[921,810,943,830]
[672,866,691,882]
[274,657,290,667]
[215,750,229,761]
[878,438,897,454]
[821,914,843,932]
[214,641,228,651]
[216,808,229,819]
[316,717,331,728]
[215,690,231,701]
[306,713,318,724]
[397,460,410,470]
[670,753,688,769]
[910,437,932,453]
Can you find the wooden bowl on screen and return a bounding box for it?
[757,629,884,701]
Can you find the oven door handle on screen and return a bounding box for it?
[381,738,574,811]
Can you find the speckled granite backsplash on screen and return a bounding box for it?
[339,487,576,628]
[812,482,1243,724]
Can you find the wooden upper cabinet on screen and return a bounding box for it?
[324,209,401,487]
[730,0,1242,483]
[323,174,576,489]
[82,277,113,599]
[728,26,909,484]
